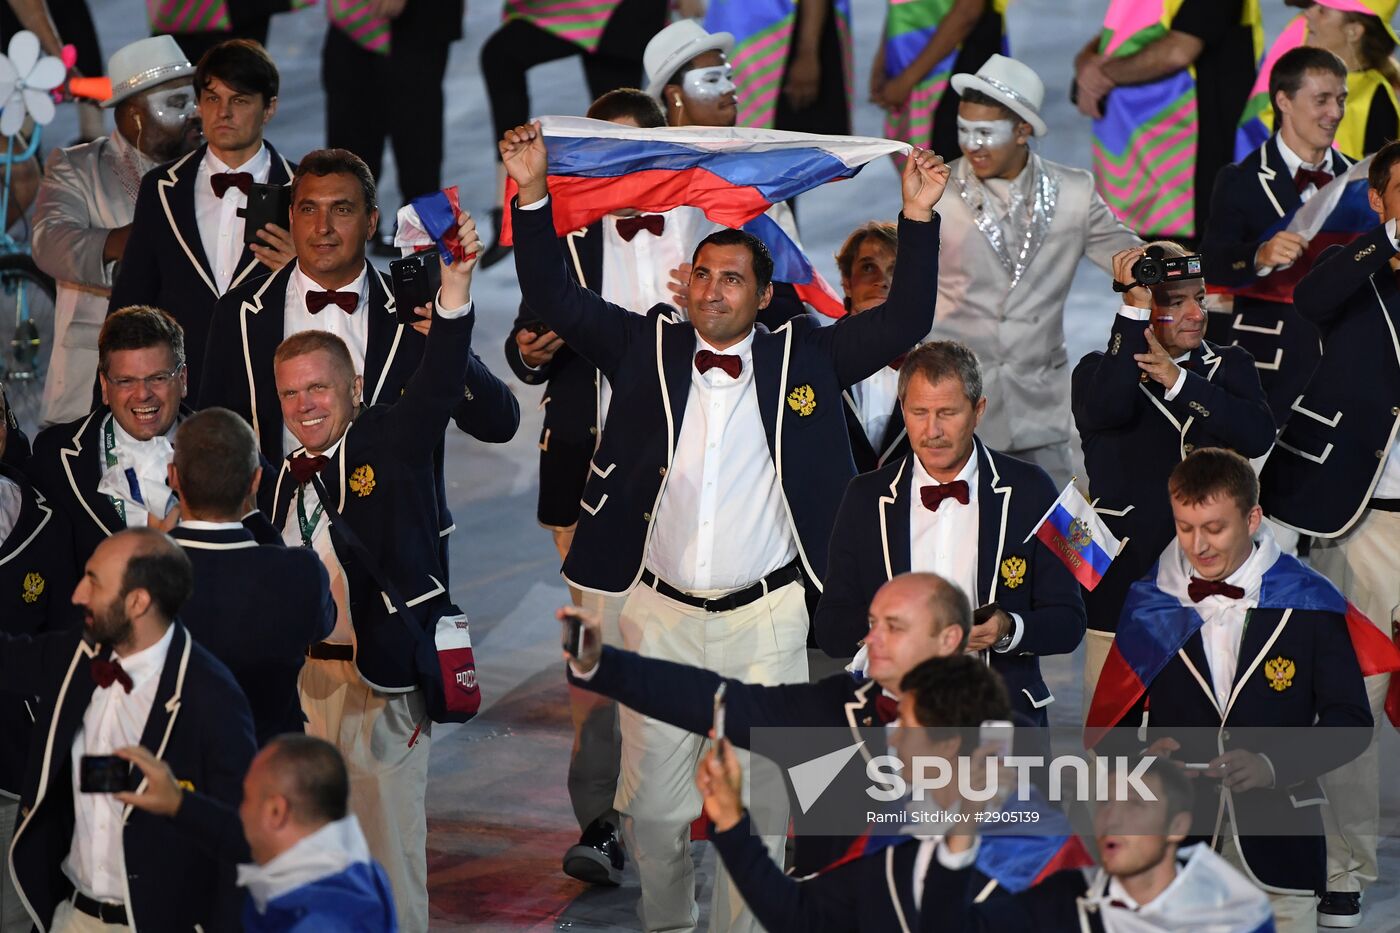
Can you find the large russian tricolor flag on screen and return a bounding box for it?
[1027,483,1125,592]
[499,116,909,318]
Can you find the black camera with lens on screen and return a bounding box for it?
[1115,245,1204,292]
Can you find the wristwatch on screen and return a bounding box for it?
[993,629,1013,653]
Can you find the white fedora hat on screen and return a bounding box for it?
[101,35,194,109]
[643,20,733,99]
[951,53,1048,137]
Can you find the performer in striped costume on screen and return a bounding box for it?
[704,0,852,135]
[873,0,1006,164]
[1076,0,1261,243]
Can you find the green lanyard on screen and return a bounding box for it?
[102,416,126,526]
[296,484,325,548]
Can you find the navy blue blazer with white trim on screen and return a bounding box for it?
[1072,317,1274,632]
[1261,222,1400,535]
[2,623,254,932]
[268,306,475,690]
[1116,603,1370,894]
[108,142,296,401]
[813,441,1086,721]
[510,196,941,595]
[0,464,78,796]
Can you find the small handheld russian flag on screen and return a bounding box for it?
[1025,483,1126,593]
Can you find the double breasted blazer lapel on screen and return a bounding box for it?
[1255,137,1304,220]
[58,410,123,538]
[879,458,913,580]
[975,439,1013,606]
[360,264,407,406]
[751,325,789,457]
[237,265,296,457]
[155,146,217,298]
[227,143,296,294]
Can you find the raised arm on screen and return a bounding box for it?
[1293,223,1396,330]
[568,643,845,749]
[451,350,521,443]
[501,122,645,376]
[389,212,481,458]
[811,150,949,388]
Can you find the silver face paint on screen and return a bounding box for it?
[142,83,196,133]
[682,65,736,104]
[957,117,1016,153]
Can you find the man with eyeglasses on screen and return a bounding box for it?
[29,306,191,566]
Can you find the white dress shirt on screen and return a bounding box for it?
[282,294,475,641]
[98,415,178,527]
[1178,542,1268,711]
[909,453,980,606]
[64,624,175,902]
[597,207,712,424]
[282,435,355,645]
[644,330,797,592]
[850,367,901,451]
[1275,134,1328,203]
[282,263,371,455]
[0,473,20,544]
[1372,218,1400,498]
[195,144,271,294]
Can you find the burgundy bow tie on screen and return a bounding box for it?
[874,693,899,724]
[289,453,330,485]
[1293,166,1332,193]
[615,214,665,242]
[695,349,742,379]
[1187,577,1245,602]
[91,657,133,693]
[306,290,358,315]
[920,480,969,512]
[888,353,907,373]
[210,171,253,198]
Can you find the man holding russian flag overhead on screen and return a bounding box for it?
[502,115,946,933]
[1087,449,1373,932]
[1202,46,1353,425]
[1260,137,1400,926]
[814,341,1086,722]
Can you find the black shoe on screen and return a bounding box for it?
[479,207,512,269]
[1318,892,1361,928]
[563,818,624,886]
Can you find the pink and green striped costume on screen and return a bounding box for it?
[704,0,852,130]
[1091,0,1261,238]
[880,0,1007,150]
[502,0,628,54]
[146,0,231,34]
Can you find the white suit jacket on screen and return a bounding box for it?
[929,155,1139,451]
[32,132,150,427]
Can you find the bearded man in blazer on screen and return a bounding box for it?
[2,528,254,932]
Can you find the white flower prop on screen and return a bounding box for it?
[0,31,65,137]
